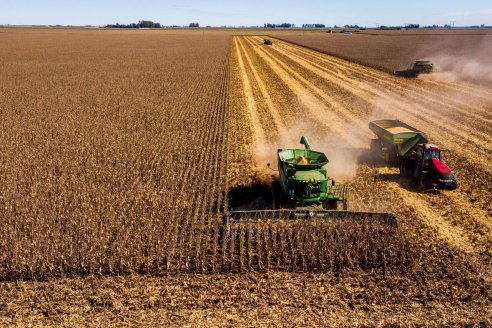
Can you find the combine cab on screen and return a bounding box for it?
[225,136,397,228]
[394,60,433,78]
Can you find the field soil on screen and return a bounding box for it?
[0,29,491,326]
[271,30,492,85]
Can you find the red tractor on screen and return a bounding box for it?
[370,120,458,190]
[399,143,458,189]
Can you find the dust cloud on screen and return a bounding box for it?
[420,37,492,86]
[250,118,367,185]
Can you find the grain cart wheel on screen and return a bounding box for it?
[370,139,382,155]
[399,161,413,177]
[399,162,407,177]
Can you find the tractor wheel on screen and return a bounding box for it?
[449,176,459,190]
[418,174,432,189]
[370,139,382,154]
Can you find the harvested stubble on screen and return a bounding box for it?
[271,30,492,73]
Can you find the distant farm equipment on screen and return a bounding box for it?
[370,120,458,190]
[263,39,273,45]
[394,60,434,78]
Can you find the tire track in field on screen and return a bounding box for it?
[270,38,492,146]
[272,38,492,126]
[239,37,364,148]
[377,167,477,254]
[237,38,285,135]
[234,37,265,145]
[236,36,491,255]
[265,37,492,175]
[246,37,363,125]
[273,38,492,129]
[424,78,492,100]
[273,36,492,116]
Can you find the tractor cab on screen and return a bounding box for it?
[415,143,456,188]
[416,143,441,162]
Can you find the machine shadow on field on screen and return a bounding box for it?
[375,172,441,195]
[228,180,274,211]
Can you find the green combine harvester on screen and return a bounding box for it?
[394,60,434,78]
[272,136,347,210]
[225,136,397,227]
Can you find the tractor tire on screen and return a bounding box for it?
[418,174,432,189]
[449,176,459,190]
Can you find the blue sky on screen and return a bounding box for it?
[1,0,491,27]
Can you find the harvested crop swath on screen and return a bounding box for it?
[225,36,416,272]
[229,36,492,261]
[271,30,492,74]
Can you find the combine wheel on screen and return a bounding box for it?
[272,181,282,209]
[325,199,345,210]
